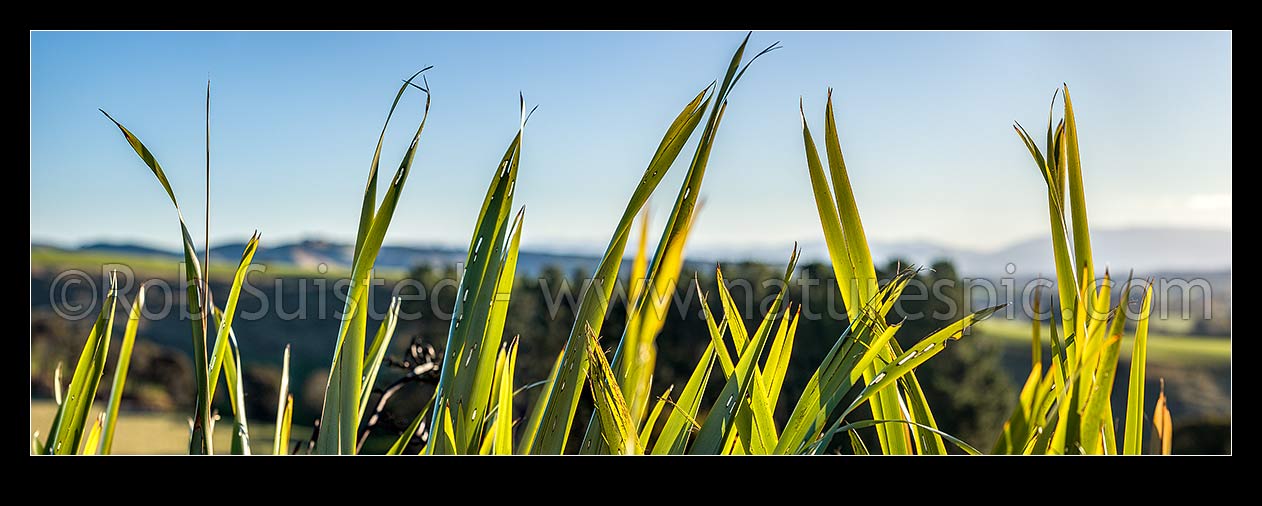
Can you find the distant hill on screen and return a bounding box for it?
[201,240,611,277]
[207,240,356,270]
[45,226,1229,278]
[692,227,1232,276]
[56,239,623,278]
[76,242,178,258]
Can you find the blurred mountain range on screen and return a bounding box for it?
[691,227,1232,276]
[35,226,1230,277]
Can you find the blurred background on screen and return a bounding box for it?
[30,31,1230,454]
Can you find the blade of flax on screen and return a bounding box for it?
[527,84,712,454]
[580,203,699,453]
[1097,274,1134,454]
[101,111,214,454]
[222,325,251,454]
[1047,348,1083,453]
[208,304,253,454]
[780,286,966,454]
[1025,318,1069,454]
[602,38,779,410]
[1061,85,1094,288]
[614,208,650,377]
[317,73,430,454]
[821,91,877,317]
[716,266,787,454]
[1049,322,1115,454]
[1019,362,1062,454]
[773,272,916,454]
[518,350,563,454]
[802,319,903,454]
[698,283,737,376]
[493,337,520,455]
[849,430,870,455]
[279,395,293,455]
[627,209,651,318]
[1123,282,1154,454]
[1153,379,1172,455]
[478,347,516,456]
[1077,271,1114,405]
[338,69,426,452]
[359,298,403,419]
[764,305,800,413]
[801,96,905,453]
[274,345,291,455]
[651,329,719,454]
[809,305,1004,453]
[46,272,118,454]
[454,206,526,453]
[584,325,642,455]
[55,363,64,406]
[1069,267,1097,406]
[1015,120,1078,353]
[478,338,520,454]
[689,248,799,454]
[1051,277,1112,454]
[623,207,698,420]
[827,91,912,454]
[34,434,47,454]
[890,338,947,455]
[638,385,673,445]
[534,35,780,454]
[874,278,945,454]
[1079,332,1123,454]
[427,115,525,453]
[205,233,261,404]
[79,414,105,455]
[99,284,145,454]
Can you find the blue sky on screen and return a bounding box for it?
[30,31,1231,254]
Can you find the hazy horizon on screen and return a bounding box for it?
[31,31,1232,253]
[29,223,1234,256]
[32,224,1233,277]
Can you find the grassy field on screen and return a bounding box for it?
[30,400,311,455]
[30,247,408,280]
[976,318,1230,366]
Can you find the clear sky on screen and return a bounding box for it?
[30,31,1231,254]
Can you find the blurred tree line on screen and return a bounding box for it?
[30,257,1017,452]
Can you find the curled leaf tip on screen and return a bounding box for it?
[524,104,540,127]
